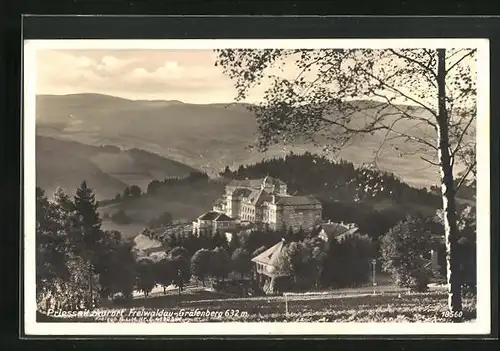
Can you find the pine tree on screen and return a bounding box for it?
[74,181,103,257]
[73,181,105,307]
[36,187,69,304]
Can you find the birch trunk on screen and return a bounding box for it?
[437,48,462,312]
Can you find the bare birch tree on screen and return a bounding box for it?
[215,48,476,312]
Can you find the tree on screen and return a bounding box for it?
[190,249,213,286]
[147,180,162,195]
[97,231,136,299]
[211,231,229,251]
[129,185,142,198]
[228,233,242,254]
[36,184,135,311]
[241,230,282,255]
[74,181,103,252]
[169,246,189,260]
[231,248,252,280]
[380,217,439,292]
[110,209,133,225]
[36,186,105,312]
[275,241,303,287]
[155,258,176,294]
[36,187,70,307]
[73,181,106,308]
[136,258,156,298]
[276,239,326,290]
[438,205,477,294]
[148,211,173,229]
[168,246,191,291]
[457,206,476,295]
[252,245,268,258]
[310,243,327,288]
[321,234,375,288]
[164,232,179,250]
[216,48,476,312]
[219,165,232,177]
[210,247,231,282]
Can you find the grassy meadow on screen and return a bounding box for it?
[37,291,476,323]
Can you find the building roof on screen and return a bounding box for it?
[336,227,360,240]
[275,195,321,206]
[232,188,253,198]
[318,223,359,241]
[159,222,193,237]
[246,189,273,205]
[198,211,221,220]
[197,211,235,222]
[251,240,288,277]
[228,179,264,189]
[268,176,287,187]
[214,213,234,222]
[248,189,262,204]
[251,240,285,266]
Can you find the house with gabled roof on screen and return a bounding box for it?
[251,239,289,295]
[192,211,238,236]
[317,222,360,243]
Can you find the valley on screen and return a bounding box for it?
[35,93,455,190]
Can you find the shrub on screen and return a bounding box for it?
[380,216,438,292]
[148,211,173,229]
[111,209,133,225]
[321,234,375,289]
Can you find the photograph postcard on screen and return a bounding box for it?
[22,38,491,336]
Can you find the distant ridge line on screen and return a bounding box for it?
[35,92,243,106]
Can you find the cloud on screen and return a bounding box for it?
[76,56,93,68]
[36,50,240,102]
[95,55,138,73]
[126,60,185,81]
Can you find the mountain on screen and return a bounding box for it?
[36,135,198,199]
[35,93,471,189]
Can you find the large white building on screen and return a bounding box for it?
[212,176,322,232]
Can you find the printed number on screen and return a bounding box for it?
[225,309,238,317]
[442,311,464,318]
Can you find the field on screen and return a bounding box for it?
[99,179,226,237]
[38,291,476,323]
[36,134,198,199]
[101,220,147,240]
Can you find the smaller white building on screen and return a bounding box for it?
[192,211,238,236]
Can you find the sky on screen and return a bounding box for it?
[36,49,247,103]
[35,48,477,107]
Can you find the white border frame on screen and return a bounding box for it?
[23,39,491,336]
